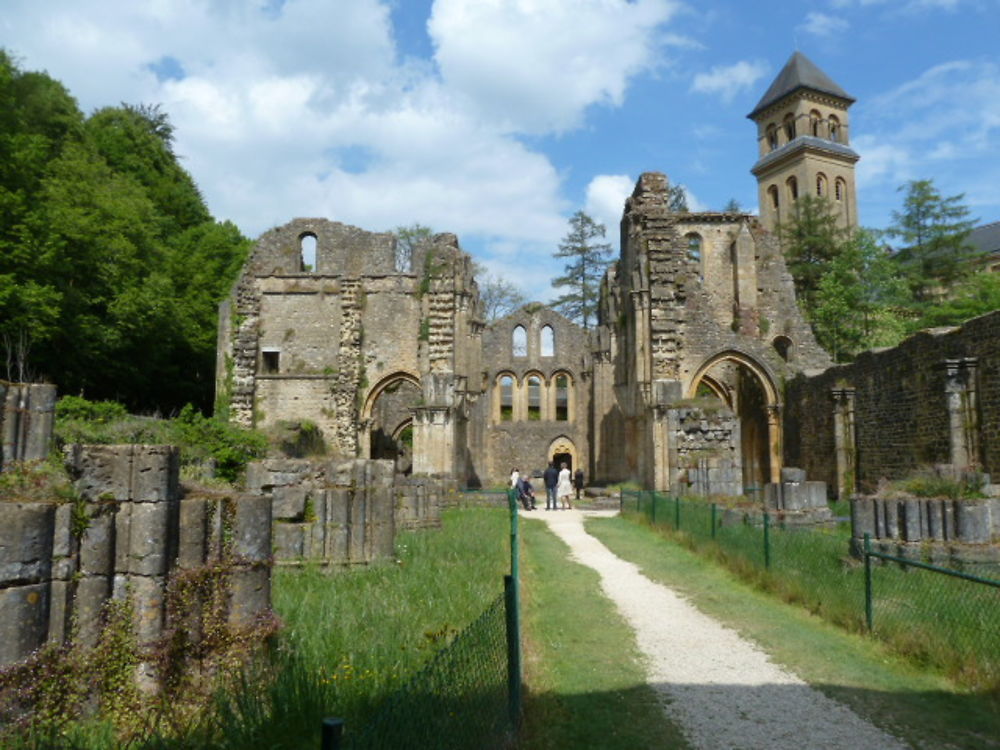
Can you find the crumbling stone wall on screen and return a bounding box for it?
[0,382,56,468]
[785,311,1000,495]
[0,445,272,667]
[663,406,741,496]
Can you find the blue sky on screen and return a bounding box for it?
[2,0,998,302]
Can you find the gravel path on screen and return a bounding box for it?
[530,509,910,750]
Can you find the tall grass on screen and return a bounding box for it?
[7,507,510,749]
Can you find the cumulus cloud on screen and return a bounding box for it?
[691,60,769,103]
[428,0,681,133]
[798,12,849,36]
[585,175,634,235]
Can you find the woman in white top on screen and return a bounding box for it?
[556,463,573,509]
[510,468,520,489]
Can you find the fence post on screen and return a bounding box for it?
[674,495,681,531]
[864,533,873,631]
[507,489,519,584]
[504,574,522,730]
[763,511,771,569]
[711,503,717,540]
[321,718,344,750]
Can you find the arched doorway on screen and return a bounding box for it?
[688,352,781,491]
[362,372,421,474]
[548,436,576,472]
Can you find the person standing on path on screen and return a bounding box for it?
[556,462,573,509]
[543,461,559,510]
[573,467,585,501]
[509,468,519,491]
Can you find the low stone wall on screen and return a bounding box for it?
[763,467,832,522]
[851,495,1000,564]
[665,407,741,497]
[0,382,56,468]
[0,444,272,667]
[396,476,454,530]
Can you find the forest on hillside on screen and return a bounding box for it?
[0,51,250,413]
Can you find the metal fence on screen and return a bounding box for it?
[323,491,523,750]
[622,489,1000,690]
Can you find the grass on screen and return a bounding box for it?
[5,507,510,749]
[587,514,1000,750]
[624,492,1000,691]
[517,516,690,750]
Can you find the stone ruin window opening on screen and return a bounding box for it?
[686,233,703,283]
[527,375,542,420]
[299,233,317,272]
[499,374,514,421]
[772,335,792,361]
[512,325,527,357]
[394,236,413,273]
[810,109,821,137]
[816,173,827,197]
[540,325,555,357]
[768,185,779,211]
[261,349,280,374]
[786,176,798,202]
[829,115,841,143]
[555,374,569,421]
[835,178,845,202]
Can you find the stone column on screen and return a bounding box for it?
[766,404,782,484]
[831,387,857,499]
[943,358,979,469]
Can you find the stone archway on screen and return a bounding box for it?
[687,351,781,489]
[548,436,576,472]
[362,372,421,472]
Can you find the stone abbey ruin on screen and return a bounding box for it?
[1,52,999,673]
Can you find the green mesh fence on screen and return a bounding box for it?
[620,489,1000,690]
[343,593,512,750]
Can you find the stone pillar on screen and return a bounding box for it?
[831,387,857,499]
[766,404,783,485]
[943,358,979,469]
[1,382,57,468]
[412,406,456,476]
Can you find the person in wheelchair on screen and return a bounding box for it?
[517,473,537,510]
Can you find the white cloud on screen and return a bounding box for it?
[691,60,769,103]
[798,12,849,36]
[585,175,634,236]
[428,0,681,133]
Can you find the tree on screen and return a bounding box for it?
[913,271,1000,329]
[812,229,910,361]
[888,179,978,301]
[474,266,526,322]
[667,184,688,212]
[551,211,613,329]
[393,223,433,273]
[777,195,849,314]
[723,198,742,212]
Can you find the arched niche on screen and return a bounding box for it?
[362,372,421,473]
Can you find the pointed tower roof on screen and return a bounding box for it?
[747,51,854,119]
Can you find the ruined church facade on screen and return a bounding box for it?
[216,53,846,493]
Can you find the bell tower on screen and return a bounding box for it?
[748,52,859,233]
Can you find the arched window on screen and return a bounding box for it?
[512,325,527,357]
[816,173,827,197]
[394,236,412,272]
[835,178,846,202]
[540,325,554,357]
[828,115,841,143]
[766,124,778,151]
[527,375,542,420]
[499,375,514,421]
[555,374,569,421]
[768,185,779,210]
[772,336,792,362]
[686,233,702,263]
[300,233,317,272]
[783,113,796,142]
[786,176,798,202]
[810,110,821,137]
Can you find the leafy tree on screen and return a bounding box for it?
[477,270,526,322]
[667,184,688,212]
[777,195,849,314]
[912,271,1000,329]
[812,229,910,361]
[394,223,433,272]
[723,198,742,212]
[551,211,613,329]
[888,179,978,301]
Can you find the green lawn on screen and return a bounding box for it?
[587,515,1000,750]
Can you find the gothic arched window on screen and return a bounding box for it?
[816,173,828,197]
[300,233,317,272]
[527,375,542,420]
[540,325,554,356]
[554,374,570,421]
[783,113,796,142]
[786,176,799,202]
[829,115,841,143]
[512,325,527,357]
[810,110,821,137]
[766,124,779,151]
[499,375,514,422]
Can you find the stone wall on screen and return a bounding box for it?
[0,382,56,468]
[785,311,1000,495]
[662,406,742,496]
[0,445,272,667]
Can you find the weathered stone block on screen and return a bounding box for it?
[0,583,49,664]
[901,499,922,542]
[177,497,210,568]
[115,574,166,645]
[79,507,116,575]
[233,495,272,562]
[850,497,875,539]
[273,523,306,560]
[120,501,173,576]
[0,502,55,584]
[781,467,807,483]
[926,501,945,541]
[228,568,271,628]
[956,501,990,544]
[47,578,73,644]
[65,444,133,501]
[272,486,307,520]
[130,446,179,502]
[763,483,781,510]
[75,575,112,647]
[52,502,73,560]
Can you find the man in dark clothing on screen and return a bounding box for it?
[573,468,585,500]
[518,475,537,510]
[543,462,559,510]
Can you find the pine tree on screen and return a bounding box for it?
[551,211,613,329]
[888,179,978,301]
[777,195,849,315]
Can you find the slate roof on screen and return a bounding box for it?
[748,52,855,120]
[969,221,1000,256]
